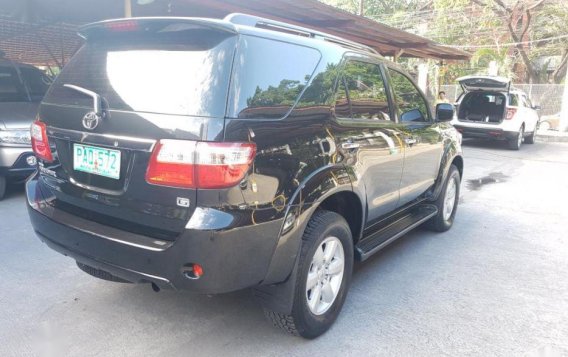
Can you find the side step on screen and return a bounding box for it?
[355,204,438,261]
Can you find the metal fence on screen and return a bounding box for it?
[432,84,564,116]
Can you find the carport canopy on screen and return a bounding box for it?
[0,0,471,67]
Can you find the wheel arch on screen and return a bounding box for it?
[318,190,363,244]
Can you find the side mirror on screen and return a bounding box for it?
[400,109,425,122]
[436,103,454,122]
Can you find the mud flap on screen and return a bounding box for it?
[252,253,301,315]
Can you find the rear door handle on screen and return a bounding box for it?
[342,142,360,149]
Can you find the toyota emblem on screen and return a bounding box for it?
[82,111,101,130]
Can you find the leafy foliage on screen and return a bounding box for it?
[321,0,567,84]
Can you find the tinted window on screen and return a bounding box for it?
[19,67,51,101]
[334,76,350,118]
[44,30,236,117]
[0,66,27,102]
[388,69,430,122]
[228,36,321,119]
[339,60,391,120]
[508,94,519,106]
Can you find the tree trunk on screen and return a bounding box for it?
[553,49,568,84]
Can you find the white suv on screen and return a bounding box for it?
[451,76,540,150]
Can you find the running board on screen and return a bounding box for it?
[355,204,438,261]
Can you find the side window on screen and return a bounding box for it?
[520,95,531,108]
[20,67,51,102]
[388,69,430,122]
[338,60,391,121]
[0,66,27,102]
[334,77,351,118]
[509,94,519,106]
[228,36,321,119]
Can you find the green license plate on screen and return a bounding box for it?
[73,143,121,180]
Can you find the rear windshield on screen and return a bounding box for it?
[44,30,236,117]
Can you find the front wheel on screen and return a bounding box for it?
[427,164,461,232]
[525,127,537,144]
[264,210,353,338]
[508,126,524,150]
[0,176,6,201]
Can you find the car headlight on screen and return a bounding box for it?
[0,129,32,145]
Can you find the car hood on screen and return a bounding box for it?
[0,102,39,130]
[457,75,510,92]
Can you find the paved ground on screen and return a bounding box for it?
[1,139,568,357]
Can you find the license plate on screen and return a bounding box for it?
[73,143,121,180]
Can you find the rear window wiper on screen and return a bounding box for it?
[63,84,107,118]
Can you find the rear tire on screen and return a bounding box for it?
[427,165,460,232]
[507,125,524,150]
[264,210,353,338]
[0,176,6,201]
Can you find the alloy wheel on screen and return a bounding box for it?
[443,178,457,221]
[305,236,345,315]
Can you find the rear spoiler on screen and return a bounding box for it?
[78,17,238,39]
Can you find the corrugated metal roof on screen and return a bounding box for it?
[0,16,80,67]
[0,0,470,67]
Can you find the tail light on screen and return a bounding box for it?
[146,140,256,189]
[505,108,517,120]
[31,120,53,162]
[104,20,140,32]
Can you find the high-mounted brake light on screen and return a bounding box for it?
[506,108,517,120]
[145,140,256,189]
[31,120,53,162]
[104,21,140,32]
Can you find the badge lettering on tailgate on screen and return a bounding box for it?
[177,197,190,207]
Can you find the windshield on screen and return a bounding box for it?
[43,30,236,117]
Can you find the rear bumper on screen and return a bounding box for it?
[26,174,284,294]
[453,125,518,141]
[0,147,36,179]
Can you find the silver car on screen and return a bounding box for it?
[0,59,51,199]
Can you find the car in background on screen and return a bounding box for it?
[451,76,540,150]
[0,58,51,199]
[538,112,560,131]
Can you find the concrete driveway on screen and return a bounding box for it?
[1,140,568,356]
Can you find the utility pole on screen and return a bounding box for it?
[561,69,568,132]
[358,0,364,16]
[124,0,132,17]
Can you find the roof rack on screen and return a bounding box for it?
[224,13,380,56]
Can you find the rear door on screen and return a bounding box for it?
[457,75,510,92]
[386,68,443,206]
[519,93,540,132]
[37,20,237,239]
[330,56,404,224]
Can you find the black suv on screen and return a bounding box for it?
[26,14,463,338]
